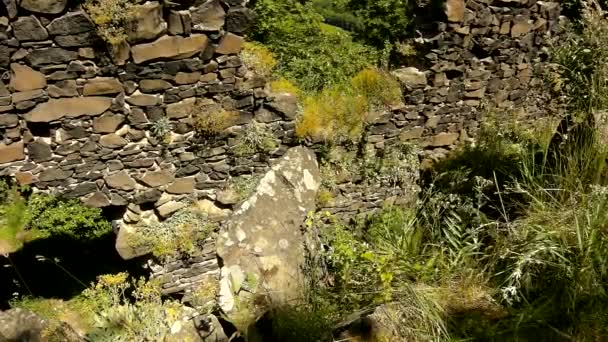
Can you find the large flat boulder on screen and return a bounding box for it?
[217,146,321,318]
[25,97,113,122]
[131,34,209,64]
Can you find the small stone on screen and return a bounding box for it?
[191,0,225,31]
[216,33,244,55]
[175,72,202,85]
[126,90,161,106]
[55,31,98,47]
[20,0,67,14]
[12,89,44,103]
[131,34,209,64]
[83,191,111,207]
[399,127,424,141]
[26,47,78,66]
[46,11,94,35]
[39,167,72,181]
[105,170,137,191]
[392,67,427,88]
[0,114,19,127]
[166,97,195,119]
[445,0,465,22]
[168,10,184,35]
[139,79,172,92]
[157,200,185,218]
[93,113,125,133]
[83,77,124,96]
[28,140,52,162]
[99,133,128,148]
[141,170,175,187]
[47,80,78,97]
[12,16,49,41]
[225,7,255,33]
[0,141,24,164]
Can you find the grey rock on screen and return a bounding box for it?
[225,7,255,33]
[46,11,94,35]
[217,147,320,316]
[12,16,49,41]
[27,140,53,162]
[26,48,78,66]
[19,0,67,14]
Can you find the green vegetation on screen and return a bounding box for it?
[296,68,402,142]
[193,106,239,137]
[0,182,111,254]
[83,0,136,45]
[233,121,279,156]
[129,207,215,261]
[251,0,380,91]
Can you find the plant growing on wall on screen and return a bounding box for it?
[83,0,136,45]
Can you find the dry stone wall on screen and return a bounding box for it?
[0,0,564,224]
[379,0,563,164]
[318,0,564,219]
[0,0,298,225]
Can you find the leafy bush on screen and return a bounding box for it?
[251,0,379,90]
[27,195,111,241]
[347,0,415,47]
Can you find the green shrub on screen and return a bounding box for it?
[0,181,28,253]
[27,195,111,241]
[251,0,378,91]
[347,0,415,47]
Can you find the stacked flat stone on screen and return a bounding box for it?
[0,0,296,225]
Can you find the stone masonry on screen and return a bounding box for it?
[0,0,564,223]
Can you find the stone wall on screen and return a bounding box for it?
[0,0,564,223]
[317,0,564,218]
[0,0,298,225]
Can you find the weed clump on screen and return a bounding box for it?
[241,42,277,77]
[193,105,240,137]
[129,207,215,261]
[295,68,401,142]
[83,0,136,45]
